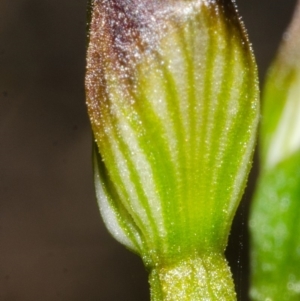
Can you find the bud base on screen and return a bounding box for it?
[149,254,236,301]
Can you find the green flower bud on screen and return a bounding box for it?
[85,0,259,300]
[259,1,300,171]
[250,2,300,300]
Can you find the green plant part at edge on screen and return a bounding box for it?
[250,1,300,300]
[85,0,259,300]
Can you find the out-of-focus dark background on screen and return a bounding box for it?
[0,0,297,300]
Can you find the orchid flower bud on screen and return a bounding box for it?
[85,0,259,300]
[250,1,300,300]
[259,0,300,171]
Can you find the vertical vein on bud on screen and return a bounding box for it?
[94,150,145,252]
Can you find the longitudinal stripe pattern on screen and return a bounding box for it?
[94,150,144,252]
[86,0,259,266]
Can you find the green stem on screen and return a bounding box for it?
[149,253,236,301]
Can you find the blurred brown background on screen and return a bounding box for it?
[0,0,297,300]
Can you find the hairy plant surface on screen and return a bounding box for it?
[85,0,259,300]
